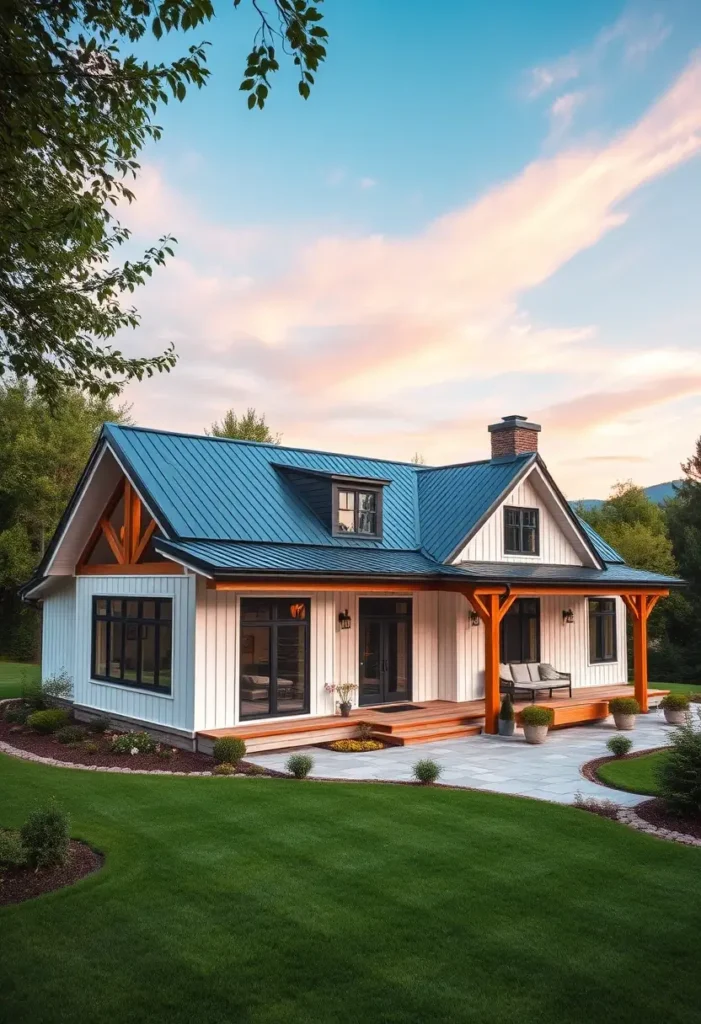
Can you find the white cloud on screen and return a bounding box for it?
[359,177,378,190]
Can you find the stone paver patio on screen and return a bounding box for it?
[247,709,680,805]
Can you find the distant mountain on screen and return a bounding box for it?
[573,481,682,511]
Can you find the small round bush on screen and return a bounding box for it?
[27,708,70,734]
[4,704,31,725]
[156,745,175,760]
[607,735,633,758]
[83,741,99,755]
[412,759,443,785]
[0,829,26,868]
[356,722,374,742]
[499,694,515,721]
[213,762,236,776]
[609,696,640,715]
[286,753,314,779]
[88,716,110,734]
[520,705,554,727]
[20,802,70,870]
[660,693,690,711]
[55,725,88,745]
[110,731,157,755]
[213,736,247,766]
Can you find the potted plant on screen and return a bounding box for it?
[520,705,554,744]
[498,694,515,736]
[608,696,640,731]
[659,692,689,726]
[324,682,357,717]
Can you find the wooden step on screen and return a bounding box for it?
[370,708,484,735]
[372,722,483,746]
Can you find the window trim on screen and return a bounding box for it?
[239,597,311,721]
[588,597,618,664]
[503,505,540,556]
[332,483,383,538]
[91,596,173,695]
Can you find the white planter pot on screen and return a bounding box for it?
[664,708,686,726]
[523,724,549,745]
[613,713,635,731]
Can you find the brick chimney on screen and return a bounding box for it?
[488,415,541,460]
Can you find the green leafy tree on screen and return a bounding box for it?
[665,438,701,682]
[0,1,327,403]
[207,407,281,443]
[0,382,127,658]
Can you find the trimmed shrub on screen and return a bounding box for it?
[499,694,515,721]
[286,753,314,779]
[55,725,88,745]
[213,736,247,766]
[213,762,236,776]
[328,739,384,752]
[660,693,690,711]
[520,705,554,727]
[356,722,374,742]
[83,741,99,755]
[412,759,443,785]
[4,703,31,725]
[0,829,26,868]
[607,735,633,758]
[27,708,70,734]
[655,708,701,816]
[156,745,175,760]
[111,731,157,755]
[88,716,110,734]
[20,802,70,870]
[609,696,640,716]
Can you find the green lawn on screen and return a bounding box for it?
[650,681,701,696]
[597,750,668,796]
[0,661,39,700]
[1,756,701,1023]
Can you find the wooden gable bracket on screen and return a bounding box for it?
[76,478,180,575]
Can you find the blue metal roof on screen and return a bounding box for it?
[417,455,534,561]
[576,516,625,564]
[455,561,682,586]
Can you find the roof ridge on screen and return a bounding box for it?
[104,422,433,470]
[162,537,429,556]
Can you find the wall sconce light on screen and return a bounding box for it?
[468,610,480,627]
[562,609,574,625]
[338,609,352,630]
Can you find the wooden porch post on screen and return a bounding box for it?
[622,593,660,714]
[462,589,518,735]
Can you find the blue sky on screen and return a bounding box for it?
[119,0,701,496]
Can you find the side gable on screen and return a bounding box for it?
[452,462,601,568]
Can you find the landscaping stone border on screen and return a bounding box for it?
[615,805,701,848]
[0,739,221,775]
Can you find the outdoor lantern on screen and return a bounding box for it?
[468,610,480,627]
[338,609,352,630]
[562,608,575,625]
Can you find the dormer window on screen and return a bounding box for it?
[334,485,381,537]
[504,506,539,555]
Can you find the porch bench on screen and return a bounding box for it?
[499,663,572,702]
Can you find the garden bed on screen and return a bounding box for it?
[632,798,701,841]
[580,747,666,790]
[0,838,102,907]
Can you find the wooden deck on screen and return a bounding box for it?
[196,685,669,754]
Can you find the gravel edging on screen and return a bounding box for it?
[616,804,701,847]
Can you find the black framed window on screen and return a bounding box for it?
[504,506,539,555]
[333,486,381,537]
[240,598,310,720]
[92,597,172,694]
[501,599,541,663]
[589,598,617,663]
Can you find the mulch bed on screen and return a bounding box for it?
[580,747,663,787]
[0,839,103,907]
[634,798,701,841]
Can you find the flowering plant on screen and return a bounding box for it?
[324,682,357,705]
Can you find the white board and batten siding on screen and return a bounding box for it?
[71,574,197,732]
[454,472,586,566]
[41,581,76,682]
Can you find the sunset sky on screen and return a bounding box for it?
[119,0,701,499]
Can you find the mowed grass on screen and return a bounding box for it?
[1,756,701,1024]
[0,661,39,699]
[598,750,668,796]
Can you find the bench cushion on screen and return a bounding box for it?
[539,663,561,680]
[499,663,513,681]
[510,663,532,684]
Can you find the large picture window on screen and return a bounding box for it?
[504,506,539,555]
[92,597,172,694]
[240,598,310,720]
[589,598,617,663]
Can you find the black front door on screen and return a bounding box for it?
[239,598,310,720]
[359,598,412,706]
[501,598,541,663]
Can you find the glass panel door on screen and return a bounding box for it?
[500,599,541,663]
[386,620,410,701]
[240,624,271,718]
[358,599,412,705]
[359,619,383,705]
[239,598,310,719]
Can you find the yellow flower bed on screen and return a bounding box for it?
[328,739,384,753]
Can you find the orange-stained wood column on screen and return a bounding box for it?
[483,593,501,735]
[622,593,661,714]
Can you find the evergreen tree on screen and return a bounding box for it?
[207,408,281,443]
